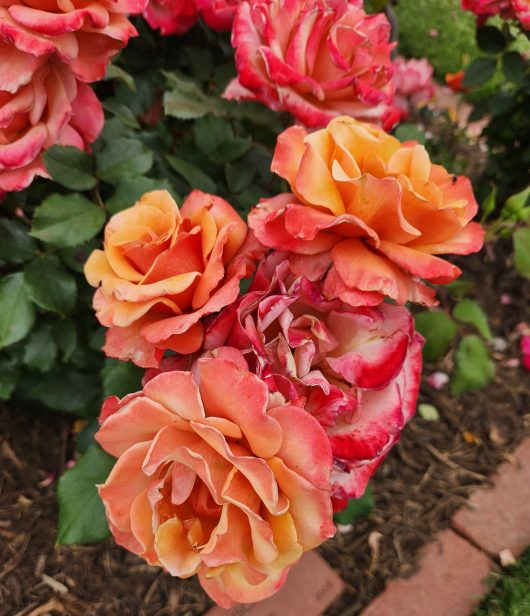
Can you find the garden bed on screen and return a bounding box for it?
[1,240,528,616]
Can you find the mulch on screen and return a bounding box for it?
[1,240,529,616]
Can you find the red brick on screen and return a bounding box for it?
[360,530,493,616]
[205,550,344,616]
[452,438,530,559]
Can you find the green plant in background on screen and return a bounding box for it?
[394,0,480,74]
[475,548,530,616]
[415,294,496,395]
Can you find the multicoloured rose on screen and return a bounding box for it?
[461,0,530,28]
[0,0,146,192]
[84,189,249,368]
[392,56,435,119]
[96,352,335,607]
[0,57,103,192]
[224,0,400,129]
[143,0,199,35]
[205,252,423,510]
[249,116,484,306]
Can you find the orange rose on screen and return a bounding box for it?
[84,190,248,368]
[96,352,335,607]
[249,116,484,306]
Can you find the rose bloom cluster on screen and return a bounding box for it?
[461,0,530,29]
[0,0,147,193]
[85,117,483,608]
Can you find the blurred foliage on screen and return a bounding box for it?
[395,0,480,75]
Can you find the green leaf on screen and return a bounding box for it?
[0,273,35,349]
[20,366,100,415]
[24,256,76,315]
[418,403,440,421]
[504,186,530,218]
[453,299,492,339]
[476,26,506,54]
[104,64,136,91]
[31,193,106,248]
[43,146,97,191]
[163,72,225,120]
[0,357,20,401]
[333,486,374,524]
[0,219,37,264]
[445,279,476,299]
[57,444,115,545]
[481,185,497,223]
[451,335,495,395]
[393,123,427,145]
[463,57,497,87]
[226,160,257,194]
[193,116,252,164]
[514,227,530,280]
[502,51,527,84]
[414,311,458,362]
[101,359,143,399]
[165,155,217,193]
[96,138,153,184]
[59,239,100,273]
[106,177,175,214]
[53,321,77,361]
[23,324,57,372]
[103,100,140,129]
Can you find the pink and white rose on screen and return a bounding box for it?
[392,56,435,119]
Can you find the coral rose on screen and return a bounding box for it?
[196,0,240,30]
[249,116,484,306]
[0,56,103,192]
[96,353,335,607]
[0,0,146,83]
[392,56,435,119]
[461,0,512,20]
[84,190,248,368]
[143,0,198,35]
[224,0,399,129]
[205,253,423,509]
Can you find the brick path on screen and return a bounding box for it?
[360,438,530,616]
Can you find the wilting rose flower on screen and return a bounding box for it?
[196,0,240,30]
[392,56,435,118]
[0,0,146,83]
[96,353,335,607]
[84,190,248,368]
[224,0,399,129]
[0,57,103,192]
[143,0,198,35]
[205,253,423,509]
[249,116,484,306]
[513,0,530,28]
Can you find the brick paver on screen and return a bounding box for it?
[359,530,494,616]
[205,550,344,616]
[452,438,530,559]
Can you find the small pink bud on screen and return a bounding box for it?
[505,358,520,368]
[429,28,439,37]
[500,293,512,305]
[426,371,449,390]
[65,459,76,469]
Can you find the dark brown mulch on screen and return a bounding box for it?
[1,241,529,616]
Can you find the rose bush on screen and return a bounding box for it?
[461,0,530,27]
[0,57,103,192]
[96,352,335,607]
[0,0,145,82]
[205,253,423,509]
[84,189,249,368]
[224,0,399,129]
[143,0,198,35]
[249,116,484,306]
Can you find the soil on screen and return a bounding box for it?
[1,241,529,616]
